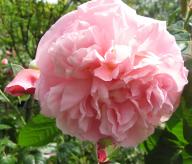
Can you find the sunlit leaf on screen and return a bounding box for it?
[0,124,11,130]
[18,114,59,147]
[10,63,24,76]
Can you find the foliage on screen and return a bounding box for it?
[0,0,192,163]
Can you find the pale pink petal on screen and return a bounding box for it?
[60,79,91,111]
[94,65,113,81]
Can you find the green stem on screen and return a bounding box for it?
[184,10,192,31]
[24,96,33,122]
[0,89,26,125]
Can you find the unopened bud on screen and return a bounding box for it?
[1,58,8,65]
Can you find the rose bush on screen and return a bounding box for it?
[6,0,188,147]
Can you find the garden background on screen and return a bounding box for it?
[0,0,192,163]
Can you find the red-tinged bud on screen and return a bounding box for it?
[5,69,40,96]
[97,145,107,164]
[98,149,107,163]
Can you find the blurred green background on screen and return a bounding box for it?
[0,0,192,163]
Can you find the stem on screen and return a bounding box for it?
[0,89,26,125]
[143,141,150,153]
[179,0,188,17]
[24,96,33,122]
[184,10,192,31]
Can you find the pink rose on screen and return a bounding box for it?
[5,69,40,96]
[1,58,8,65]
[35,0,188,147]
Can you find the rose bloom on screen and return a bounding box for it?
[34,0,188,147]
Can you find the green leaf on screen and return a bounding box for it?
[183,119,192,143]
[0,155,17,164]
[34,152,46,164]
[166,103,183,129]
[0,138,16,148]
[167,105,186,144]
[182,101,192,143]
[140,128,162,153]
[18,114,59,147]
[182,144,192,164]
[106,145,120,161]
[0,138,17,152]
[22,154,35,164]
[183,70,192,108]
[145,130,183,164]
[0,124,11,130]
[0,95,7,103]
[10,63,24,76]
[0,89,11,103]
[168,121,186,144]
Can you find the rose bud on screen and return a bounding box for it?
[1,58,8,65]
[5,69,40,96]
